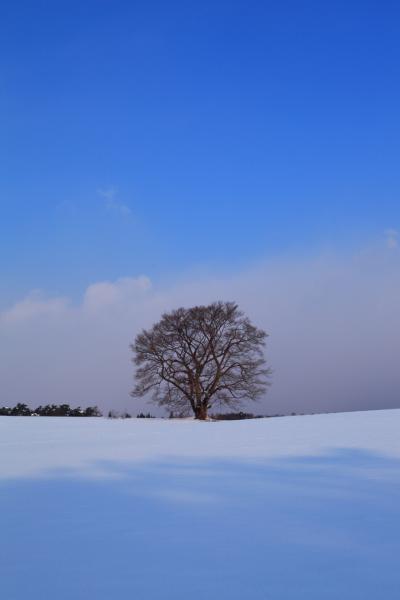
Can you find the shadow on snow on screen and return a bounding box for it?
[1,449,400,600]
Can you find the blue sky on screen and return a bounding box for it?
[1,0,399,306]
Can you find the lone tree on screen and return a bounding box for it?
[130,301,271,420]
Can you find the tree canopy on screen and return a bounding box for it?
[131,301,271,420]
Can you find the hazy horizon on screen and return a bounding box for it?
[1,240,399,416]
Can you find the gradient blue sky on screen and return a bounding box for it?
[2,0,399,306]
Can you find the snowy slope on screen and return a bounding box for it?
[1,408,400,478]
[1,410,400,599]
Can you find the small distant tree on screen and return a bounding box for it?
[131,301,271,420]
[84,406,102,417]
[11,403,31,416]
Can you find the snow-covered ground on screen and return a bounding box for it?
[1,410,400,599]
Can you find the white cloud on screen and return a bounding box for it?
[98,187,133,217]
[83,276,151,312]
[1,277,152,322]
[0,291,69,324]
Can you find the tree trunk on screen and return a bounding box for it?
[194,404,208,420]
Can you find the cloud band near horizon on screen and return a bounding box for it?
[1,242,399,416]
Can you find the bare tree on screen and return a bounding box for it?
[130,301,271,420]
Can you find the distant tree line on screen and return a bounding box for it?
[0,404,271,420]
[0,403,102,417]
[210,412,264,421]
[107,410,156,419]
